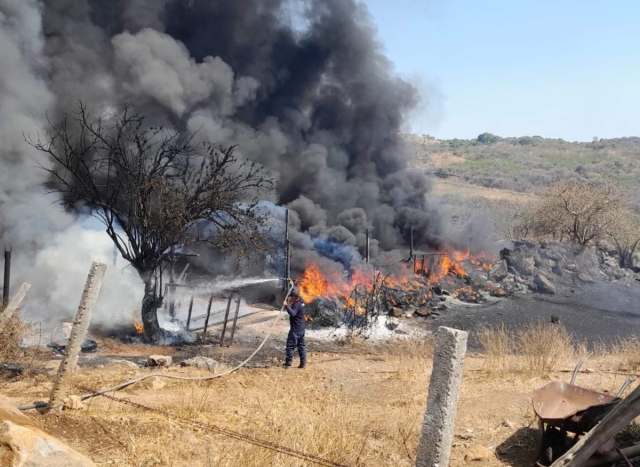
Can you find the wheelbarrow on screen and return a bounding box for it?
[532,362,635,466]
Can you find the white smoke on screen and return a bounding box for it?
[0,1,143,330]
[22,219,143,330]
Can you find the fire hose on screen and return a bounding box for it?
[18,282,296,411]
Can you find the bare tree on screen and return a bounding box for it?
[511,181,623,247]
[606,213,640,268]
[26,103,274,343]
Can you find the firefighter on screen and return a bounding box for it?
[282,280,306,368]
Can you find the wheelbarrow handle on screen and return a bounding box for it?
[616,377,636,398]
[570,361,584,385]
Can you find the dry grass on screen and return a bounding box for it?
[517,322,575,372]
[478,324,512,371]
[479,322,576,373]
[0,313,30,363]
[20,340,434,467]
[6,331,640,467]
[614,337,640,370]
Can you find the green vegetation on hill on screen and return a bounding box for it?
[405,133,640,199]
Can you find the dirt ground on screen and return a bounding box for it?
[3,326,640,467]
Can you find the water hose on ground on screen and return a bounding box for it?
[18,283,295,411]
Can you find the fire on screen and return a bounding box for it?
[295,249,497,307]
[133,323,144,334]
[441,255,468,279]
[297,263,373,304]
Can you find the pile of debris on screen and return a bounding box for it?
[304,254,499,331]
[302,240,640,331]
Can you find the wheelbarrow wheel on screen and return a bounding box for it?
[538,446,553,467]
[537,426,566,467]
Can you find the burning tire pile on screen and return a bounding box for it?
[295,251,499,333]
[294,241,640,334]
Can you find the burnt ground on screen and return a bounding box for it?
[430,281,640,350]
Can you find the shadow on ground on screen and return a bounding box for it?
[496,427,540,467]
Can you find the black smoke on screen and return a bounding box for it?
[2,0,444,303]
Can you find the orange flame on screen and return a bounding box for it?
[133,323,144,335]
[295,249,496,304]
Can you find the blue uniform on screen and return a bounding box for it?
[284,298,306,366]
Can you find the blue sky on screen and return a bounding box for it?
[363,0,640,142]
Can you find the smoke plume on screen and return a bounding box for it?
[0,0,443,328]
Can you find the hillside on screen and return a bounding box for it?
[406,133,640,196]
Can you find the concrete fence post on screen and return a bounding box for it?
[0,282,31,332]
[47,261,107,412]
[416,326,468,467]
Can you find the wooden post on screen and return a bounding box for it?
[550,384,640,467]
[409,227,414,259]
[220,293,233,346]
[2,247,11,307]
[47,262,107,412]
[227,292,242,347]
[365,229,370,263]
[0,282,31,332]
[168,247,176,318]
[186,295,194,330]
[203,293,214,336]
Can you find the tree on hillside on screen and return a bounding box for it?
[26,103,274,343]
[509,181,624,247]
[606,213,640,268]
[477,132,500,144]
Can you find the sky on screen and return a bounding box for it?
[363,0,640,142]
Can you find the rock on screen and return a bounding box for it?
[577,272,595,284]
[180,357,219,373]
[389,307,404,318]
[552,263,564,276]
[535,255,556,268]
[489,260,508,282]
[534,274,556,295]
[62,395,85,411]
[0,394,97,466]
[563,262,577,272]
[516,256,536,276]
[147,355,172,367]
[457,429,475,440]
[465,445,494,461]
[414,307,431,318]
[604,256,619,268]
[575,250,601,276]
[103,359,139,370]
